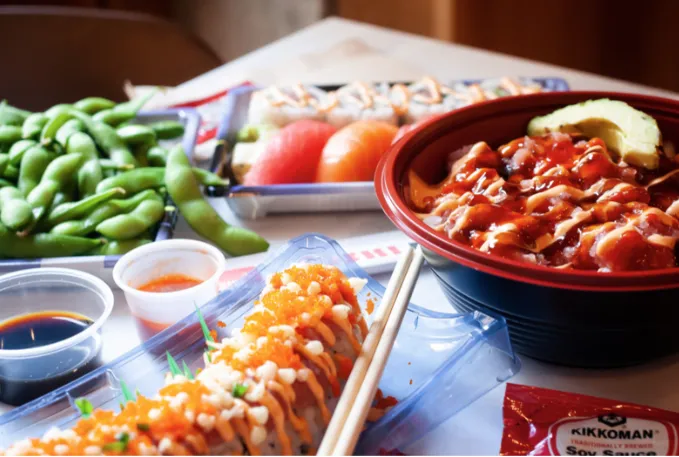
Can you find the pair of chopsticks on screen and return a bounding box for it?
[317,245,425,456]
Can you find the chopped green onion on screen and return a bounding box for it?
[74,397,93,418]
[182,360,194,380]
[195,304,214,343]
[102,432,129,453]
[232,383,248,398]
[205,350,212,364]
[120,380,135,404]
[136,423,150,432]
[166,351,182,377]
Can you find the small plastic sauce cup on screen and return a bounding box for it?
[0,268,113,406]
[112,239,227,340]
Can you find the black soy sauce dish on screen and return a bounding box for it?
[0,268,113,406]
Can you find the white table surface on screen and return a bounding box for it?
[5,16,679,456]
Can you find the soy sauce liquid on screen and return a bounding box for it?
[0,311,102,406]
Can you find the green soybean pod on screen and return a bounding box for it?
[55,119,85,148]
[0,178,14,188]
[147,146,168,167]
[192,168,229,187]
[0,187,34,231]
[95,167,165,194]
[50,189,157,237]
[27,153,83,222]
[3,164,18,180]
[18,145,55,196]
[47,187,125,227]
[92,109,131,127]
[0,100,30,126]
[95,197,164,240]
[40,111,75,146]
[116,124,157,146]
[72,111,137,168]
[44,104,73,119]
[22,113,48,140]
[91,238,151,256]
[149,120,185,140]
[0,222,104,258]
[0,125,22,145]
[73,97,116,115]
[8,139,37,166]
[166,145,269,256]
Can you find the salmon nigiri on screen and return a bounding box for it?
[244,120,337,185]
[315,120,398,183]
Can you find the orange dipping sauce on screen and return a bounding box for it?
[137,274,202,293]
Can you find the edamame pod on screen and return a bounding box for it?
[0,187,34,231]
[72,111,137,167]
[95,197,164,240]
[73,97,116,115]
[55,119,85,148]
[18,146,55,196]
[50,189,158,237]
[22,113,48,140]
[47,187,125,227]
[44,104,73,119]
[91,238,151,256]
[27,153,83,222]
[91,90,157,127]
[8,139,37,166]
[3,164,18,180]
[166,145,269,256]
[116,124,157,146]
[0,101,30,126]
[192,168,228,187]
[0,154,8,176]
[149,120,184,140]
[40,111,74,145]
[147,145,168,167]
[0,222,104,258]
[96,166,228,194]
[67,131,102,198]
[0,125,22,145]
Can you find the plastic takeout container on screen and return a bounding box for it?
[207,77,570,219]
[0,268,113,406]
[113,239,226,340]
[0,234,519,453]
[0,108,201,287]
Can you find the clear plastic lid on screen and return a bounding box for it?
[0,234,520,453]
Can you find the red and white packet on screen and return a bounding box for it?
[501,383,679,456]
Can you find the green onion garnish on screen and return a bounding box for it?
[136,423,150,432]
[182,360,194,380]
[102,432,129,453]
[120,380,135,404]
[166,351,182,377]
[195,304,214,343]
[232,383,248,398]
[74,397,93,418]
[205,350,212,364]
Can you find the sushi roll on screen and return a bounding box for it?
[401,76,461,124]
[2,264,393,456]
[248,84,335,127]
[449,77,543,103]
[325,82,399,128]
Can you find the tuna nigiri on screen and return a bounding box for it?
[315,120,398,183]
[243,120,337,185]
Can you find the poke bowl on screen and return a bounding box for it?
[376,91,679,368]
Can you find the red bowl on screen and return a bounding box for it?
[378,91,679,292]
[376,91,679,367]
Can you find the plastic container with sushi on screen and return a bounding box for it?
[207,77,569,219]
[0,234,519,455]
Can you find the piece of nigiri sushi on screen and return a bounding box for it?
[325,82,398,128]
[248,84,333,127]
[244,120,337,185]
[315,120,398,183]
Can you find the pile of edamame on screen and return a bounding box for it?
[0,96,269,259]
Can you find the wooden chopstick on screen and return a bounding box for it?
[317,246,416,456]
[332,247,425,456]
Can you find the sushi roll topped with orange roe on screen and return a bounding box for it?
[2,264,393,456]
